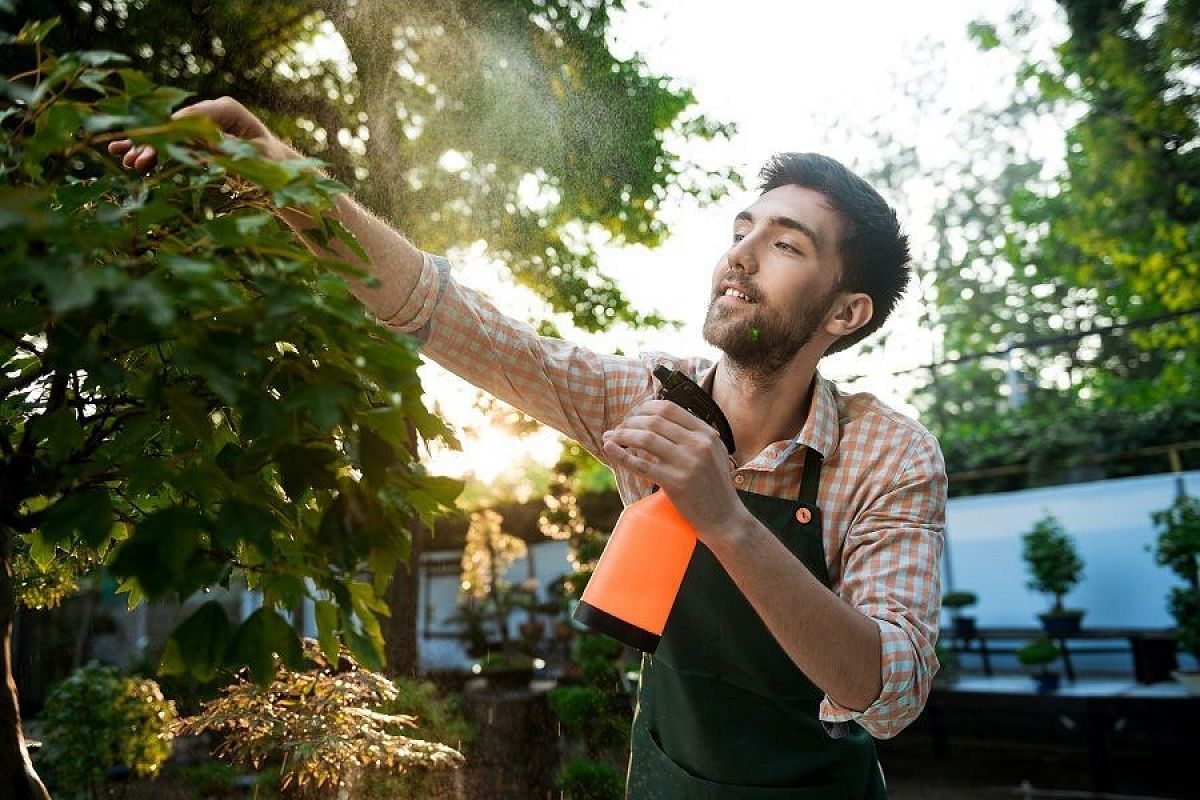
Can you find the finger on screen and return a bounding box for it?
[643,398,711,431]
[132,145,158,171]
[602,439,660,480]
[613,414,690,449]
[122,145,142,168]
[603,428,672,463]
[108,139,133,155]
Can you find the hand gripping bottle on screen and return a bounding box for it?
[573,366,736,652]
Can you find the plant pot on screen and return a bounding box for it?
[952,616,977,640]
[1032,671,1060,693]
[1130,635,1179,684]
[1171,669,1200,696]
[482,667,534,691]
[1038,610,1085,637]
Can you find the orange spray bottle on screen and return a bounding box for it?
[574,366,736,652]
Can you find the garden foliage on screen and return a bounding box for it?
[1021,513,1085,612]
[39,663,176,798]
[174,640,466,796]
[1150,493,1200,661]
[1,18,462,688]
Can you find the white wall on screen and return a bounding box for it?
[943,470,1198,630]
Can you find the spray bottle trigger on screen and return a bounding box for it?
[652,366,737,455]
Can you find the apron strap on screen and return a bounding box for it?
[798,446,823,507]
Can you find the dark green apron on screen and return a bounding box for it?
[626,447,886,799]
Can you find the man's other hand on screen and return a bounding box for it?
[107,96,292,171]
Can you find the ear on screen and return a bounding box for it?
[823,292,873,340]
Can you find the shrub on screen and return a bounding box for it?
[1151,494,1200,661]
[557,758,624,800]
[1017,638,1061,668]
[1021,513,1084,612]
[174,640,464,797]
[941,590,978,612]
[355,678,475,800]
[39,663,176,798]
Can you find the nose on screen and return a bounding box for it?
[726,234,758,274]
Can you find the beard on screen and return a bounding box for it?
[702,285,834,381]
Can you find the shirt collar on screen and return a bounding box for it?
[799,372,839,460]
[697,361,840,461]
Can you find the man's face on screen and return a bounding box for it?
[702,184,845,375]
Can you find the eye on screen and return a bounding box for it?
[776,241,798,253]
[732,233,746,243]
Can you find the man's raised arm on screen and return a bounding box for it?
[110,96,669,466]
[109,96,424,324]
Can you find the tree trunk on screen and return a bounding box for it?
[0,532,52,800]
[70,584,98,671]
[383,418,426,679]
[383,515,422,679]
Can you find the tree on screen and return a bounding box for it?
[1,22,464,796]
[3,0,736,672]
[849,5,1200,492]
[1008,0,1200,411]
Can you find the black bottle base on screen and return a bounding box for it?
[573,600,661,653]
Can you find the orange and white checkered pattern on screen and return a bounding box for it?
[389,252,947,740]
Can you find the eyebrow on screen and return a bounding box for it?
[734,210,823,254]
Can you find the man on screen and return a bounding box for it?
[112,97,946,798]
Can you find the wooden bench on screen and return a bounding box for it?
[947,626,1180,682]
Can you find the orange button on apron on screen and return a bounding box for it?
[795,507,812,524]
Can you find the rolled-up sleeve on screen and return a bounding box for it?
[819,431,947,739]
[380,250,445,339]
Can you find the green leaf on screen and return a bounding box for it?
[16,17,60,44]
[327,217,369,265]
[162,601,232,682]
[77,50,130,67]
[213,500,277,557]
[40,488,113,548]
[344,625,384,673]
[33,406,86,462]
[358,427,396,484]
[164,386,210,441]
[228,607,303,685]
[25,531,57,569]
[108,507,202,599]
[160,254,216,277]
[314,600,340,665]
[215,155,290,191]
[129,85,192,119]
[276,445,338,499]
[288,382,351,431]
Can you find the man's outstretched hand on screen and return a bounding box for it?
[108,96,294,171]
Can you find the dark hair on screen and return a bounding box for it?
[758,153,910,355]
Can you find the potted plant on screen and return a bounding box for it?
[474,651,538,690]
[1017,637,1062,693]
[942,590,979,640]
[1150,493,1200,695]
[1021,513,1086,636]
[446,601,492,658]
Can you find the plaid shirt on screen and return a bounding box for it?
[388,252,947,740]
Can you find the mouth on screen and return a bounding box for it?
[717,286,755,304]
